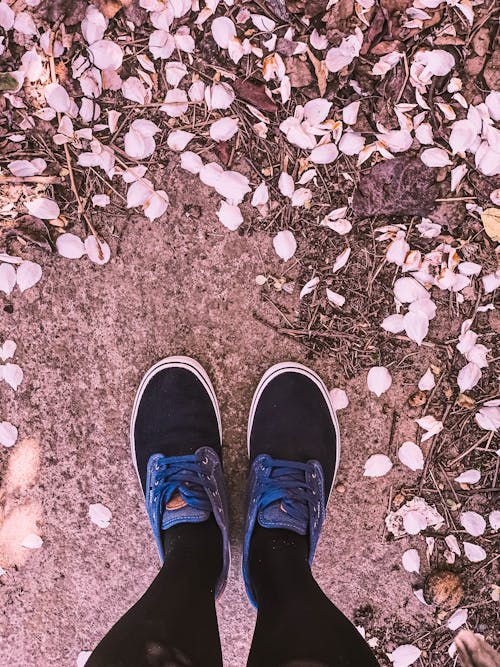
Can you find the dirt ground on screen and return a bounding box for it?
[0,169,444,667]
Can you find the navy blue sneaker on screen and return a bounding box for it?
[243,362,340,607]
[130,356,230,599]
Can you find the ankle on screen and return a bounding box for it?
[161,516,223,584]
[249,525,313,602]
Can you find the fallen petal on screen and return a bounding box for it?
[367,366,392,396]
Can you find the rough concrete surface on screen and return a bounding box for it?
[0,172,433,666]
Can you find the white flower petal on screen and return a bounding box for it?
[415,415,443,442]
[164,61,187,87]
[342,101,360,125]
[251,182,269,207]
[0,340,16,361]
[381,314,405,333]
[56,233,87,259]
[386,236,410,265]
[44,83,71,113]
[88,40,123,70]
[217,201,243,231]
[309,143,338,164]
[403,511,428,535]
[475,405,500,431]
[489,510,500,530]
[329,388,349,410]
[0,1,15,31]
[89,503,112,528]
[121,76,147,104]
[326,289,345,307]
[205,82,234,111]
[403,310,429,346]
[332,248,351,273]
[26,197,60,220]
[81,6,107,44]
[3,363,23,390]
[0,421,18,448]
[445,534,461,556]
[420,147,452,167]
[454,469,480,485]
[325,31,362,73]
[211,16,236,48]
[84,237,111,265]
[364,453,392,478]
[482,272,500,294]
[418,368,435,391]
[0,264,17,295]
[451,164,467,192]
[144,190,169,221]
[124,127,155,160]
[394,277,429,303]
[167,130,194,151]
[398,441,424,471]
[447,608,468,631]
[9,158,46,177]
[291,188,312,207]
[210,117,239,142]
[458,262,481,276]
[215,170,250,205]
[378,130,413,153]
[463,542,486,562]
[457,362,481,392]
[303,98,332,125]
[273,230,297,261]
[367,366,392,397]
[338,132,365,155]
[449,119,478,154]
[16,261,42,292]
[300,276,319,299]
[180,151,203,174]
[402,549,420,573]
[161,88,188,117]
[460,511,486,537]
[278,172,295,198]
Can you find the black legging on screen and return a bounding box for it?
[87,518,380,667]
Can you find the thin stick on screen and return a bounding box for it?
[0,175,62,185]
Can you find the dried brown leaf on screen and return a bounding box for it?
[232,79,277,113]
[352,157,439,217]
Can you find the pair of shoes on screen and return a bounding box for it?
[130,356,340,606]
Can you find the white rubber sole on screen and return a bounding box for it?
[129,355,223,491]
[247,362,341,505]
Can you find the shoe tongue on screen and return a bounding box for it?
[161,491,210,531]
[257,500,308,536]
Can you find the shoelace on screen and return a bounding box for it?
[149,454,213,515]
[255,458,317,525]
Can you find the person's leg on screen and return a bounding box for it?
[88,519,222,667]
[247,526,379,667]
[243,363,380,667]
[88,357,230,667]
